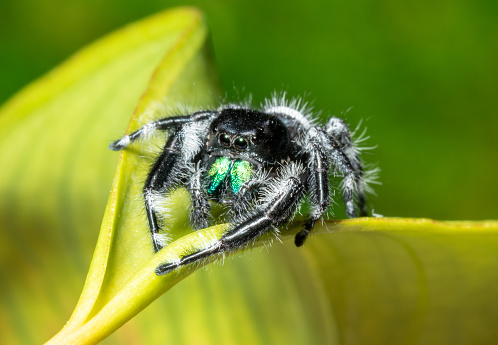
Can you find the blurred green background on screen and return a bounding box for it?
[1,0,497,222]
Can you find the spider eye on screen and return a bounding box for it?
[234,137,248,150]
[219,134,231,147]
[252,128,264,144]
[267,119,276,127]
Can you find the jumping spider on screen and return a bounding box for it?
[110,95,372,275]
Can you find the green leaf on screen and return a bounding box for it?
[1,7,498,345]
[303,219,498,344]
[0,7,220,344]
[43,7,223,342]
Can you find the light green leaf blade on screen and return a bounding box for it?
[0,7,219,344]
[45,7,222,344]
[112,218,498,344]
[303,219,498,344]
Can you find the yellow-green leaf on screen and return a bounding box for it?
[2,6,498,345]
[0,7,219,344]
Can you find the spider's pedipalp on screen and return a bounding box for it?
[187,162,211,230]
[231,168,270,222]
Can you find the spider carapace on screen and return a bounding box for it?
[205,109,293,201]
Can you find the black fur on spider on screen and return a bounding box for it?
[110,94,375,275]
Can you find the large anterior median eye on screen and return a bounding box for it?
[234,137,248,150]
[219,133,231,147]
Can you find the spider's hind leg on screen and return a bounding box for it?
[326,117,368,216]
[295,139,330,247]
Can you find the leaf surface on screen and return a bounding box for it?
[0,7,219,344]
[1,7,498,345]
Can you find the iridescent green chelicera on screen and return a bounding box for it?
[207,157,253,196]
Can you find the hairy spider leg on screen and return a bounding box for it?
[108,111,218,250]
[255,108,367,245]
[320,130,361,218]
[187,162,211,230]
[155,165,307,275]
[295,126,367,246]
[108,111,217,151]
[326,117,367,216]
[295,140,330,247]
[143,129,187,252]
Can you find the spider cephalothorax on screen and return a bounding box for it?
[110,95,374,275]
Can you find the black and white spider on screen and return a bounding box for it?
[110,95,374,275]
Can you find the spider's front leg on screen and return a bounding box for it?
[155,164,306,275]
[109,111,217,151]
[109,111,217,251]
